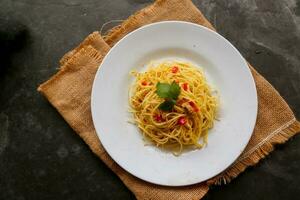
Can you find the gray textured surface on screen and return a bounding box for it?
[0,0,299,199]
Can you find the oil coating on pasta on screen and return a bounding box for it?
[129,61,218,155]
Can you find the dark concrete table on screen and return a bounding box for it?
[0,0,299,199]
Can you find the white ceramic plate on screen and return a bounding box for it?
[91,21,257,186]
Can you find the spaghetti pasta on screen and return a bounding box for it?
[129,61,218,155]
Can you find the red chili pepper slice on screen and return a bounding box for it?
[141,81,147,86]
[171,66,179,73]
[182,83,188,91]
[189,101,200,112]
[177,116,187,125]
[154,114,163,122]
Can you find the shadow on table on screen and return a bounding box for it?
[0,17,29,78]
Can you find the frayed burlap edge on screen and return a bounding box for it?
[102,0,161,44]
[103,0,214,46]
[38,45,102,95]
[208,119,300,185]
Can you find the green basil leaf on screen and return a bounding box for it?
[169,82,181,100]
[158,99,176,111]
[156,82,181,111]
[156,82,180,99]
[156,82,171,98]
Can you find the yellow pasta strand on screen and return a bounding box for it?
[129,61,218,155]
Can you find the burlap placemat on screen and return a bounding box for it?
[38,0,300,199]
